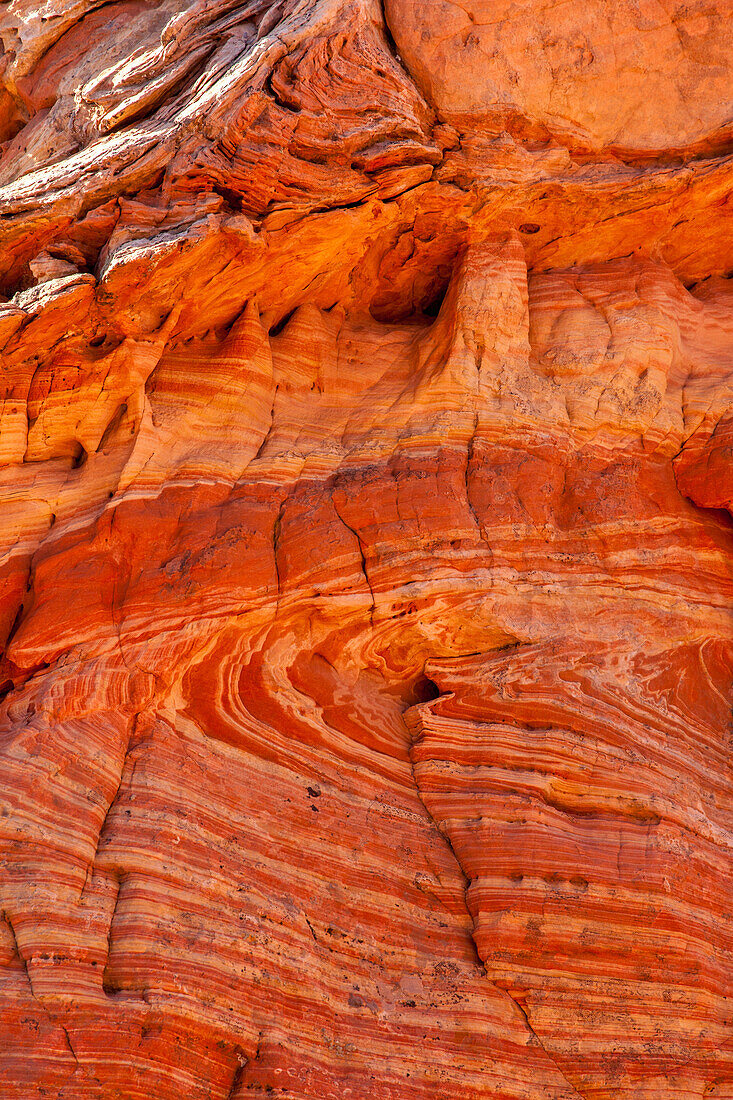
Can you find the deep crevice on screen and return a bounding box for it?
[403,716,485,974]
[71,442,88,469]
[498,986,588,1100]
[101,877,124,997]
[331,497,375,624]
[412,674,440,703]
[406,713,589,1098]
[268,309,297,337]
[226,1055,248,1100]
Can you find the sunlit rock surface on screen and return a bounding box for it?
[0,2,732,1097]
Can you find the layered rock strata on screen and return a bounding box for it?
[0,1,732,1097]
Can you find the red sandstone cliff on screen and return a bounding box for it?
[0,2,732,1097]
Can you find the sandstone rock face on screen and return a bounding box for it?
[0,2,732,1098]
[385,0,733,155]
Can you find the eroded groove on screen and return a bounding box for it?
[272,498,286,609]
[81,710,141,901]
[2,910,31,986]
[226,1053,248,1100]
[405,704,592,1099]
[2,910,82,1070]
[331,497,376,623]
[101,875,124,998]
[498,986,588,1100]
[60,1025,79,1069]
[403,717,486,977]
[464,412,483,538]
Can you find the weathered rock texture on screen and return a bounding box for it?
[0,1,732,1097]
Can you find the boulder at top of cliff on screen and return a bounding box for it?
[385,0,733,155]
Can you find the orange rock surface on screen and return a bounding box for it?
[0,2,732,1097]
